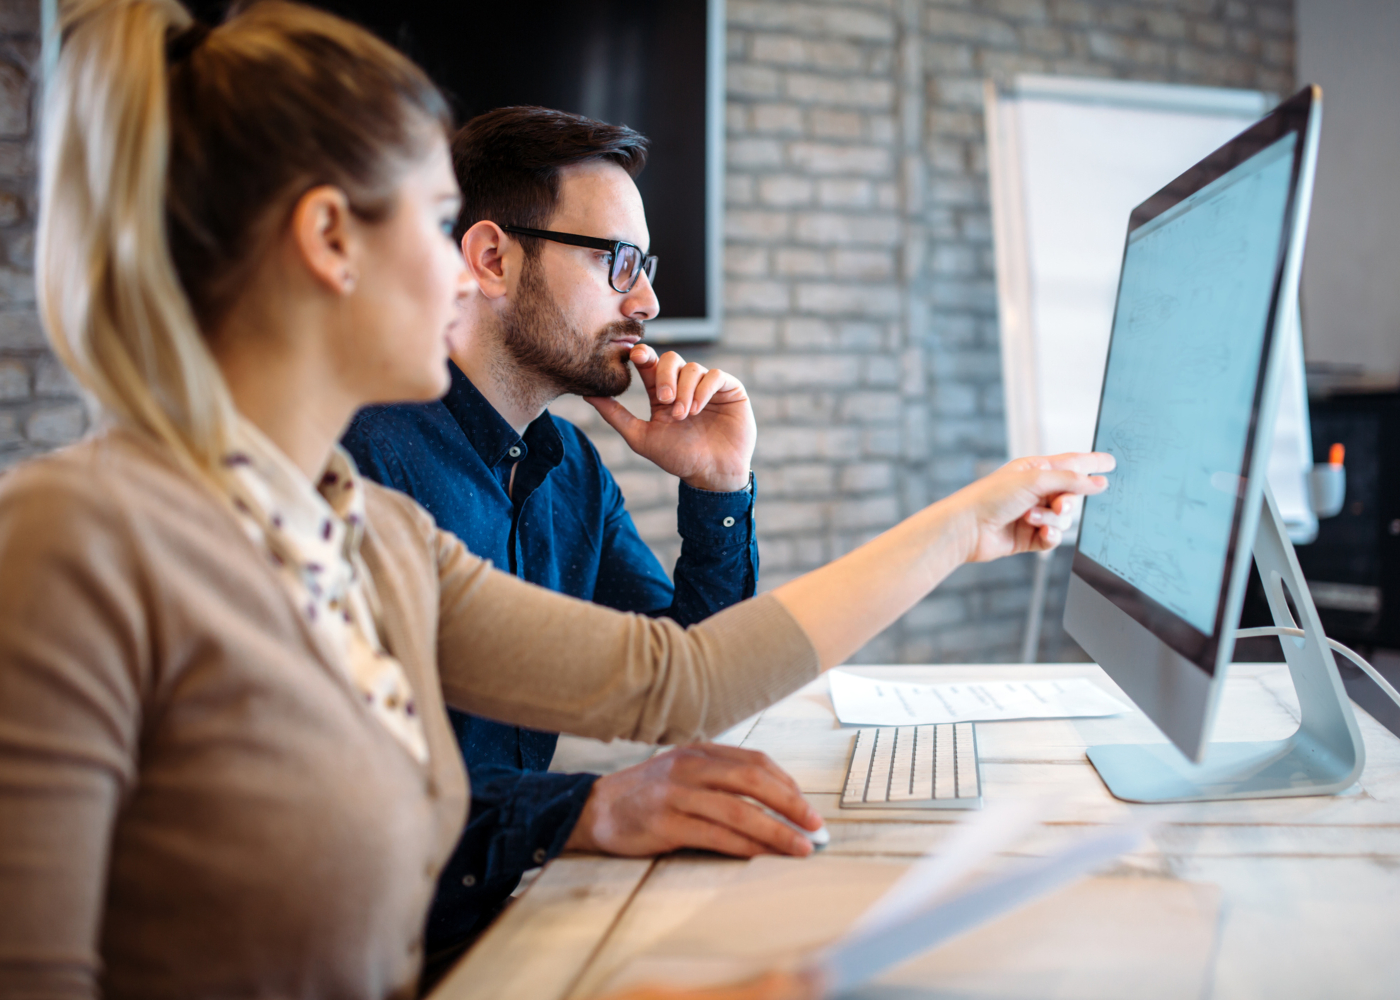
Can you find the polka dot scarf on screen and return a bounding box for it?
[222,420,429,765]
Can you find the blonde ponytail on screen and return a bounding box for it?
[39,0,236,475]
[37,0,451,478]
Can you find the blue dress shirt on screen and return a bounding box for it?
[341,364,757,957]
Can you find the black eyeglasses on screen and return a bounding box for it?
[501,225,658,294]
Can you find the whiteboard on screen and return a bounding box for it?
[986,75,1317,542]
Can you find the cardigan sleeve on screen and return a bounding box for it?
[431,526,820,746]
[0,462,148,1000]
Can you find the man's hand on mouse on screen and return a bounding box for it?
[564,743,824,859]
[584,345,756,494]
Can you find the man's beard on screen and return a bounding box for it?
[497,261,641,399]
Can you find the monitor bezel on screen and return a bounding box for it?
[1070,86,1318,675]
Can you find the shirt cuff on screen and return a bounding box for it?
[676,473,755,547]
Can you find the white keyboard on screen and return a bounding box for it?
[840,723,983,809]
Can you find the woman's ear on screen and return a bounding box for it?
[461,220,514,300]
[290,185,358,296]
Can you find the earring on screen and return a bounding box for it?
[342,272,357,294]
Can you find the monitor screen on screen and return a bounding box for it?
[1076,132,1299,645]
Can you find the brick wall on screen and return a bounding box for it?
[0,0,88,470]
[554,0,1295,664]
[2,0,1295,662]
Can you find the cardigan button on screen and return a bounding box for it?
[508,446,522,458]
[461,874,477,887]
[532,848,547,865]
[722,516,736,527]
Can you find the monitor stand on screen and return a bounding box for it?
[1086,489,1367,803]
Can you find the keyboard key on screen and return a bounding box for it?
[843,729,876,805]
[888,727,919,801]
[865,728,894,802]
[954,722,980,799]
[934,724,957,800]
[840,724,982,810]
[912,725,936,800]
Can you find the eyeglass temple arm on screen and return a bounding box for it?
[499,226,616,253]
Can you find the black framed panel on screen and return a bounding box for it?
[187,0,722,338]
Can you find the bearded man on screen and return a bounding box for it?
[341,107,821,980]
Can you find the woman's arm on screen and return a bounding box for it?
[433,555,820,746]
[774,453,1111,669]
[0,466,146,999]
[430,453,1110,744]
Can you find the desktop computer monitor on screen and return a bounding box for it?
[1064,86,1364,801]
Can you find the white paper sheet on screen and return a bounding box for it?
[828,670,1130,727]
[814,809,1148,993]
[599,804,1177,999]
[846,798,1050,938]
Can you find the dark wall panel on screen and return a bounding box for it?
[190,0,710,321]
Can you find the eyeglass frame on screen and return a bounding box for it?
[500,225,658,294]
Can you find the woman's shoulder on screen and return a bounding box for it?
[2,429,209,512]
[0,429,240,560]
[359,476,446,565]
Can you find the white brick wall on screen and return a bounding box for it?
[0,0,1296,663]
[0,1,90,469]
[558,0,1296,664]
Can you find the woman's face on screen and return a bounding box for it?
[338,135,473,405]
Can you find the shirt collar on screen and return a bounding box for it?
[440,362,564,471]
[223,417,367,565]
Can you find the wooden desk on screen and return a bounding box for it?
[434,664,1400,999]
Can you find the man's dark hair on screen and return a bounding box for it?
[452,106,650,247]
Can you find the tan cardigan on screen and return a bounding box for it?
[0,430,819,1000]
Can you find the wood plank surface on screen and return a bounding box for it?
[430,857,652,1000]
[445,663,1400,1000]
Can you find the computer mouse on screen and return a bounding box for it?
[773,810,830,848]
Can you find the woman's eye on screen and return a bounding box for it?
[440,219,456,237]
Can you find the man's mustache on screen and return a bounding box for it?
[599,319,646,343]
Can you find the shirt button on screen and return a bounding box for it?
[533,848,547,865]
[508,446,522,458]
[461,874,476,887]
[722,516,736,527]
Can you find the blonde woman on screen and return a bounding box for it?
[0,2,1112,998]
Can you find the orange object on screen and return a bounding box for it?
[1329,442,1345,466]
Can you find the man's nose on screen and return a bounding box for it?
[623,270,659,322]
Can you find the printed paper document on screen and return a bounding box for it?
[828,670,1130,727]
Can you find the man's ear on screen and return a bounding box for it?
[461,220,514,300]
[289,185,358,296]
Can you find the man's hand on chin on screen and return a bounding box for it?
[562,744,823,858]
[583,345,756,493]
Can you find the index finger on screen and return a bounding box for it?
[1025,468,1110,500]
[685,754,819,829]
[692,744,804,795]
[1041,451,1116,475]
